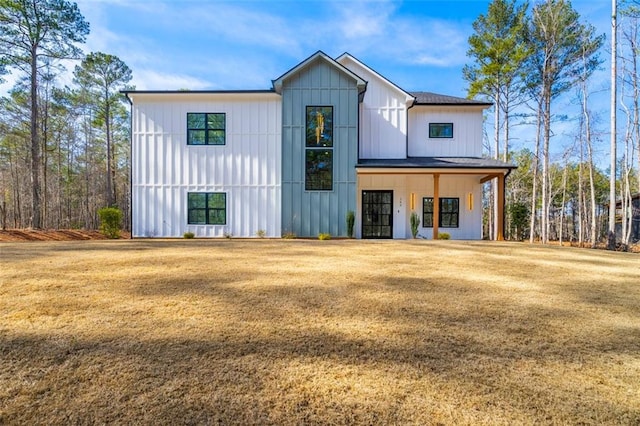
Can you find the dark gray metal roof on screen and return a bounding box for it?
[357,157,515,169]
[410,92,492,106]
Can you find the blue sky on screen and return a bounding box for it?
[69,0,611,98]
[0,0,615,162]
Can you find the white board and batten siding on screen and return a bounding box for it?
[408,106,484,157]
[357,173,482,240]
[130,92,282,238]
[337,55,412,160]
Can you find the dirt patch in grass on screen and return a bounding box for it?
[1,240,639,424]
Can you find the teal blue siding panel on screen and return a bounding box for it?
[281,57,358,237]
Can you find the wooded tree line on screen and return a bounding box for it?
[0,0,638,247]
[0,0,132,231]
[465,0,640,247]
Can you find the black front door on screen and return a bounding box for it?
[362,190,393,239]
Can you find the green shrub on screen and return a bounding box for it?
[318,233,331,240]
[223,231,233,239]
[282,232,296,239]
[346,210,355,238]
[97,207,122,239]
[256,229,266,238]
[183,231,195,239]
[437,232,451,240]
[410,211,420,238]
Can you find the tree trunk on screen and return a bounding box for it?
[578,134,584,246]
[105,94,114,207]
[559,162,568,245]
[608,0,618,250]
[30,47,42,229]
[542,82,552,244]
[493,96,500,240]
[529,102,542,244]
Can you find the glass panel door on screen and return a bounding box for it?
[362,190,393,239]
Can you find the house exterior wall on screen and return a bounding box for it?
[356,174,483,240]
[408,106,484,157]
[130,92,282,238]
[338,57,409,160]
[280,59,359,237]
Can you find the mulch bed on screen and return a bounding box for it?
[0,229,130,242]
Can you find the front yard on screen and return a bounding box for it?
[1,240,638,424]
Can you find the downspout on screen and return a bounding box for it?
[406,97,416,158]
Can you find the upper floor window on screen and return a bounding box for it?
[305,106,333,190]
[423,197,459,228]
[429,123,453,138]
[187,113,225,145]
[187,192,226,225]
[306,106,333,147]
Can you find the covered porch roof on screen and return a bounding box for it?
[356,157,515,170]
[356,157,516,241]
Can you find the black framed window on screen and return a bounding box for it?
[305,149,333,191]
[422,197,434,228]
[429,123,453,138]
[187,113,225,145]
[305,106,333,190]
[440,198,459,227]
[187,192,226,225]
[423,197,459,228]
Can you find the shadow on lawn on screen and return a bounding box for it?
[2,300,638,425]
[2,241,639,424]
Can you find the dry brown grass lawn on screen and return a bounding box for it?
[0,240,639,425]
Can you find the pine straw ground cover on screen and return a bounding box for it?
[0,240,639,425]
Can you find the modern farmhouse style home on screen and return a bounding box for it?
[124,51,515,239]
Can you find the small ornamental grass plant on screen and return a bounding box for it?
[410,211,420,238]
[318,233,331,240]
[346,210,355,238]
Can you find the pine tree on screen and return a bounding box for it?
[0,0,89,228]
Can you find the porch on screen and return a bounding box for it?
[355,157,515,240]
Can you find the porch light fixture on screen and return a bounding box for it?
[468,193,473,211]
[410,192,416,210]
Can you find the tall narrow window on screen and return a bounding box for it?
[423,197,459,228]
[187,113,225,145]
[429,123,453,138]
[187,192,226,225]
[305,106,333,190]
[422,197,434,228]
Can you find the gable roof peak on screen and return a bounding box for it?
[272,50,366,94]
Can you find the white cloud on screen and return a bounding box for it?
[333,0,397,39]
[166,3,303,55]
[132,69,211,91]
